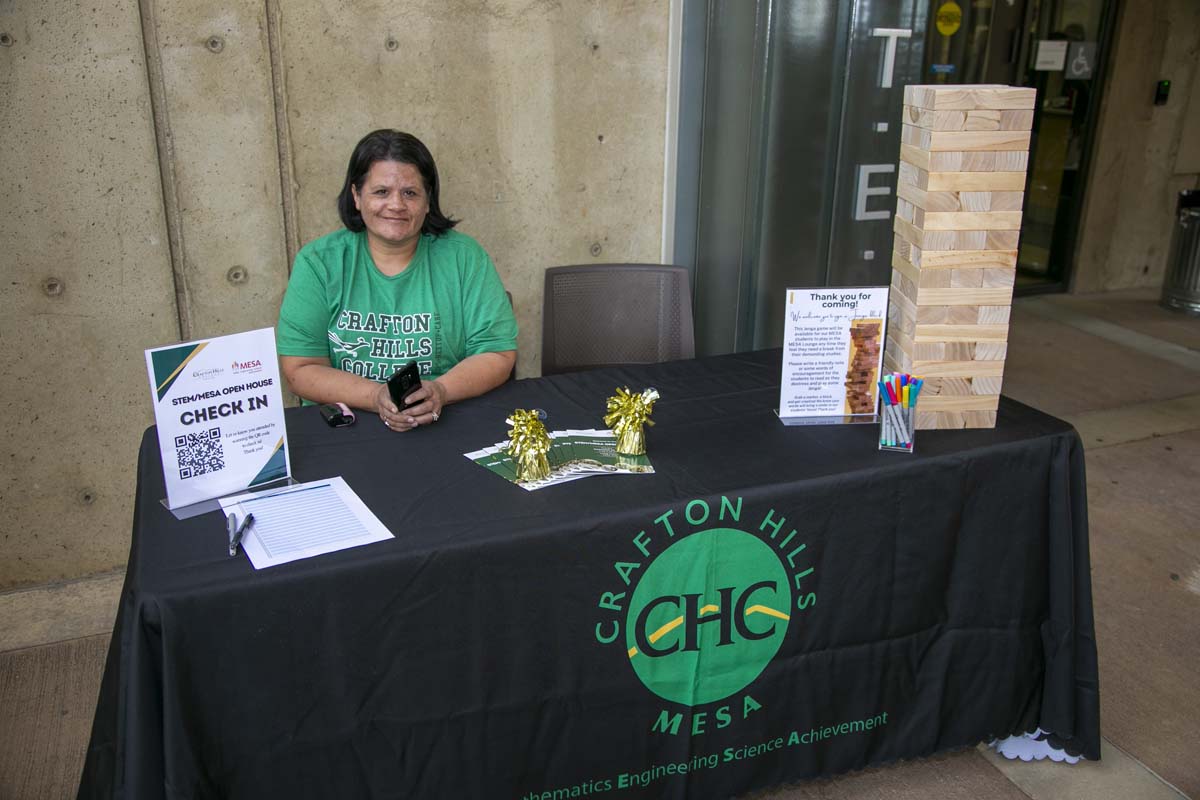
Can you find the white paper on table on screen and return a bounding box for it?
[219,477,393,569]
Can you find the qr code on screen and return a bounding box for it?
[174,428,225,480]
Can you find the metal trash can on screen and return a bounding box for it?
[1161,189,1200,316]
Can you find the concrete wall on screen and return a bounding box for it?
[0,0,179,590]
[280,0,669,361]
[1073,0,1200,292]
[0,0,669,591]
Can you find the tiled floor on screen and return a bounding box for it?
[1,289,1197,799]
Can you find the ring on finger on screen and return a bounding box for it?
[432,411,440,422]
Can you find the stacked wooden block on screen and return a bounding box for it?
[886,84,1036,429]
[845,321,881,414]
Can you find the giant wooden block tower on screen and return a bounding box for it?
[886,84,1036,429]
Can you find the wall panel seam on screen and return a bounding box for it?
[265,0,300,271]
[138,0,190,340]
[661,0,683,266]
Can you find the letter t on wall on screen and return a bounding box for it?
[870,28,912,89]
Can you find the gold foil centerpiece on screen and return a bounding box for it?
[604,387,660,455]
[505,409,552,482]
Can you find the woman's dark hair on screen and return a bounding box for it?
[336,129,458,235]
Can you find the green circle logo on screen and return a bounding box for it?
[625,528,791,706]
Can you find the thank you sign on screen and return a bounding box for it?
[145,327,290,509]
[779,287,889,421]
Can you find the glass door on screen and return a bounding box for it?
[674,0,926,355]
[920,0,1115,291]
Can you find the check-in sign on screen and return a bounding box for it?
[145,327,291,509]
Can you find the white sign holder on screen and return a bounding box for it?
[777,287,890,426]
[145,327,292,517]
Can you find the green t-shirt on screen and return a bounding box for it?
[276,228,517,384]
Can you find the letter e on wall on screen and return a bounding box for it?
[854,164,895,221]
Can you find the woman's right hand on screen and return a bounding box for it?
[375,382,408,432]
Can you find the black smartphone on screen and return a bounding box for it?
[387,361,422,408]
[319,402,356,428]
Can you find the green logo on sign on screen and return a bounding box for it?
[626,528,790,705]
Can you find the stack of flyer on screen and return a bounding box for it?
[464,429,653,491]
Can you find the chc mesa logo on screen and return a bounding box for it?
[594,496,818,736]
[627,529,788,705]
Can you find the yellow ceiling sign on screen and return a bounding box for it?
[936,1,963,36]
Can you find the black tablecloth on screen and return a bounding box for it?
[79,350,1100,799]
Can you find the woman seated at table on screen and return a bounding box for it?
[277,129,518,432]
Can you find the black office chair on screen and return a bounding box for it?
[541,264,695,375]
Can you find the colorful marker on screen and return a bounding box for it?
[878,372,923,452]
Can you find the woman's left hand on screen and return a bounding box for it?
[382,379,447,432]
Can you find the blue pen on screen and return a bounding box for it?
[878,381,892,446]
